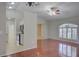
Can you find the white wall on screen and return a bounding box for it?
[37,18,48,39]
[0,3,7,56]
[6,20,17,55]
[47,17,79,40]
[6,11,37,55]
[23,11,37,50]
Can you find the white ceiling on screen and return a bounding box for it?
[6,2,79,20]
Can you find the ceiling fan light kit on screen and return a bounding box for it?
[25,2,39,7]
[48,7,60,16]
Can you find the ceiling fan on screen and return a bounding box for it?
[25,2,39,7]
[48,7,61,16]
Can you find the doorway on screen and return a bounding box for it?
[37,24,44,40]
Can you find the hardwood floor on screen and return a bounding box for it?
[7,39,79,57]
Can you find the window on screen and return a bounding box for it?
[59,24,78,40]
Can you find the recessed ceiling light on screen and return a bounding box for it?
[11,2,15,5]
[8,6,12,9]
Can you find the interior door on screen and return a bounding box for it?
[37,24,44,40]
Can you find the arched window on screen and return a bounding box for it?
[59,23,78,40]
